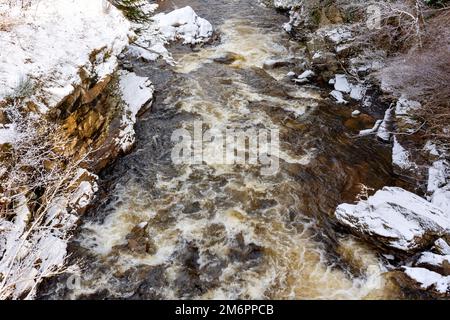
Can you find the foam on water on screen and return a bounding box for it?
[50,6,399,300]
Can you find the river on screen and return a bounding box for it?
[39,0,400,300]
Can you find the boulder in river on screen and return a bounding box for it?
[335,187,450,254]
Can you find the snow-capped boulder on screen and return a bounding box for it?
[415,252,450,275]
[335,187,450,253]
[401,267,450,296]
[152,6,213,45]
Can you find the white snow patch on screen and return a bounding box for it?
[359,120,383,136]
[317,26,353,45]
[392,137,415,170]
[152,6,213,45]
[427,160,450,213]
[350,84,365,101]
[129,6,213,65]
[403,267,450,294]
[395,96,421,115]
[427,160,449,194]
[433,239,450,255]
[0,0,131,108]
[0,124,18,145]
[116,71,154,152]
[334,74,351,93]
[424,141,440,157]
[330,90,348,104]
[417,252,450,267]
[377,107,394,142]
[294,70,315,84]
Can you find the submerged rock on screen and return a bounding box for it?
[213,52,244,65]
[335,187,450,253]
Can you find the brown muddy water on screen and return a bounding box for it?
[39,0,402,299]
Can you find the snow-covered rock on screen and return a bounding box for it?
[335,187,450,253]
[334,74,351,93]
[128,6,213,66]
[0,0,131,109]
[359,120,382,136]
[350,84,365,101]
[416,252,450,271]
[395,97,421,115]
[427,160,450,213]
[330,90,347,104]
[271,0,300,10]
[116,71,154,152]
[152,6,213,45]
[377,106,395,142]
[392,137,416,171]
[352,110,361,117]
[294,70,315,84]
[402,267,450,295]
[433,238,450,255]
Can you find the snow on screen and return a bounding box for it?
[317,26,353,45]
[417,252,450,267]
[0,0,131,109]
[433,239,450,255]
[350,85,365,101]
[335,187,450,252]
[352,110,361,117]
[334,74,351,93]
[286,71,296,78]
[395,96,421,115]
[427,160,450,213]
[359,120,383,136]
[392,137,415,170]
[129,6,213,65]
[377,106,394,142]
[116,71,154,152]
[0,124,18,145]
[430,188,450,215]
[403,267,450,294]
[294,70,315,84]
[424,141,440,157]
[330,90,347,104]
[0,169,98,299]
[272,0,299,9]
[152,6,213,45]
[427,160,449,194]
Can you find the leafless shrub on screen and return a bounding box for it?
[0,99,92,299]
[380,10,450,145]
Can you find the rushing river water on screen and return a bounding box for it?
[40,0,401,299]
